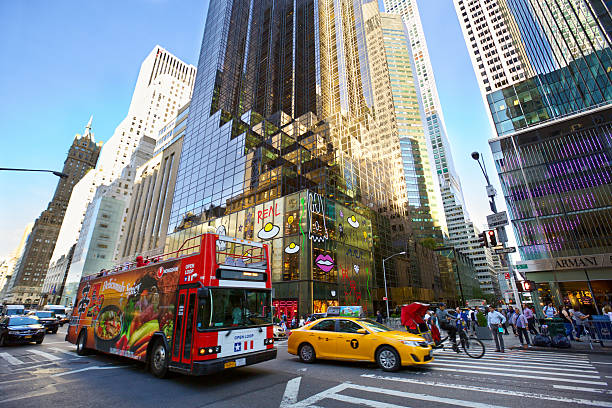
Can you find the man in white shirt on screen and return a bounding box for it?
[487,305,507,352]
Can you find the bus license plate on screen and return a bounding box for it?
[236,358,246,367]
[224,361,236,369]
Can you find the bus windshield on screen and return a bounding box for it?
[197,288,272,330]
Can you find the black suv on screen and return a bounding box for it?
[28,311,60,334]
[0,316,45,346]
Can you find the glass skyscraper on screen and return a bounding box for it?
[457,0,612,313]
[165,0,455,318]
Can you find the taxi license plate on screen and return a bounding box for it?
[24,335,32,339]
[224,361,236,369]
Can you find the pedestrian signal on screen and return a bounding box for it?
[478,232,487,247]
[521,280,535,292]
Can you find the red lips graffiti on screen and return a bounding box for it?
[315,254,334,272]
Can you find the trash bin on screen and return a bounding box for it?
[546,318,566,337]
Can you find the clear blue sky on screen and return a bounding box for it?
[0,0,509,259]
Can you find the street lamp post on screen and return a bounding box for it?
[382,251,406,321]
[471,152,522,313]
[0,167,68,178]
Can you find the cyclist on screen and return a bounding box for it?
[436,303,459,352]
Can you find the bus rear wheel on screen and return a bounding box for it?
[150,339,169,378]
[76,330,89,356]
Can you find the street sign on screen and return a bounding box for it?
[494,246,516,254]
[515,264,528,270]
[487,211,508,229]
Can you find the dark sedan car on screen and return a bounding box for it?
[0,316,46,346]
[27,311,59,334]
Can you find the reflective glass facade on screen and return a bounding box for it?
[491,106,612,261]
[165,0,455,315]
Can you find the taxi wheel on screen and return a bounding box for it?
[298,343,316,363]
[376,346,400,372]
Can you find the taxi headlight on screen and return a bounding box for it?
[400,340,420,347]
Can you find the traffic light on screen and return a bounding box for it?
[521,280,535,292]
[487,230,498,247]
[478,232,488,247]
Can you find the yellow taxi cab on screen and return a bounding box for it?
[287,317,433,371]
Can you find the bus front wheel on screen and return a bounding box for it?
[76,330,90,356]
[150,339,169,378]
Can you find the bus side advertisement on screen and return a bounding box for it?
[66,260,181,360]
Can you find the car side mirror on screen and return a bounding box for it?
[357,328,368,335]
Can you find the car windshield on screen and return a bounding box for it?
[9,317,39,326]
[197,288,272,330]
[358,319,392,332]
[36,312,55,318]
[6,310,23,316]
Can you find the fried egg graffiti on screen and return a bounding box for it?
[347,215,359,228]
[284,242,300,254]
[257,222,280,240]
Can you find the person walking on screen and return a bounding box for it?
[559,305,575,341]
[573,306,590,341]
[487,305,507,352]
[468,307,477,334]
[514,307,531,348]
[603,305,612,322]
[523,305,538,335]
[376,310,384,324]
[499,308,509,335]
[507,308,518,336]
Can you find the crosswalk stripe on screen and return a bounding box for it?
[552,385,612,395]
[431,357,598,373]
[0,352,23,365]
[434,350,593,366]
[346,384,510,408]
[29,349,61,361]
[425,366,607,385]
[432,355,596,371]
[327,393,406,408]
[435,348,590,361]
[428,361,601,378]
[50,347,81,357]
[360,374,612,408]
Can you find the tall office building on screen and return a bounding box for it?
[383,0,498,297]
[47,46,196,303]
[5,120,101,306]
[455,0,612,312]
[163,0,456,317]
[0,222,33,302]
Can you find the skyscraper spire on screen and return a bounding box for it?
[83,116,93,138]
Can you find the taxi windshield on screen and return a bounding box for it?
[359,319,392,333]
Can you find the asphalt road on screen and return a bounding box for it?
[1,326,611,408]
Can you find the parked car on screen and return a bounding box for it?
[27,311,59,334]
[0,315,45,346]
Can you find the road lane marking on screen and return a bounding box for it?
[360,374,612,407]
[326,393,407,408]
[51,365,124,377]
[29,349,61,361]
[280,377,302,407]
[428,361,601,378]
[552,385,612,395]
[0,353,23,365]
[432,356,597,373]
[592,362,612,365]
[0,384,59,404]
[425,366,607,385]
[341,384,510,408]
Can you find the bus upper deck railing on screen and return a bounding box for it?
[96,234,267,278]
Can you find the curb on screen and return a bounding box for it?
[509,345,612,355]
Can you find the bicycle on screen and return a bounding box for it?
[434,319,485,359]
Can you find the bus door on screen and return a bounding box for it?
[171,287,198,366]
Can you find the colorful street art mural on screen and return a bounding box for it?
[168,190,373,314]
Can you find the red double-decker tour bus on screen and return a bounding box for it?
[66,233,276,377]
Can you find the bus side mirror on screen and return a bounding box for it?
[357,329,368,335]
[197,287,209,298]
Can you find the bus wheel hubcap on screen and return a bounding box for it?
[154,346,165,370]
[380,350,395,368]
